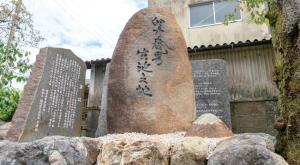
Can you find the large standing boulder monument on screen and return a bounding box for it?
[107,8,196,134]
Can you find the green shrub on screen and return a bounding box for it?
[0,87,21,121]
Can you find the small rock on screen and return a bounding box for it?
[170,137,208,165]
[49,150,67,165]
[185,113,233,138]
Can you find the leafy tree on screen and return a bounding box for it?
[0,0,43,47]
[0,0,43,121]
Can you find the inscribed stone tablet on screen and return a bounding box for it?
[6,47,86,142]
[107,8,196,134]
[191,59,232,129]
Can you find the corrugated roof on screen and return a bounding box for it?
[188,38,272,53]
[85,39,273,69]
[85,58,111,69]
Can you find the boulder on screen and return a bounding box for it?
[98,140,170,165]
[107,7,196,134]
[185,113,233,138]
[207,144,288,165]
[170,137,208,165]
[208,133,287,165]
[0,136,99,165]
[215,133,276,152]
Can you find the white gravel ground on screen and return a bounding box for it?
[99,132,186,144]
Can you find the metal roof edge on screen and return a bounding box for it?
[85,39,273,68]
[187,38,272,53]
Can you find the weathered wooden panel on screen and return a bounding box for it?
[231,100,277,135]
[189,44,278,101]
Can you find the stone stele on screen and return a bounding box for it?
[191,59,232,129]
[6,47,86,142]
[107,8,196,134]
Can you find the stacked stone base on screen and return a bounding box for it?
[0,132,288,165]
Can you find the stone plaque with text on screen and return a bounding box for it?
[7,47,86,142]
[191,59,232,128]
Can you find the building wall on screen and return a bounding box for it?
[148,0,271,47]
[85,64,106,137]
[189,43,278,135]
[231,100,277,135]
[87,64,106,107]
[81,84,90,136]
[190,44,278,101]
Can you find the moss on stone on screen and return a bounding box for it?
[268,0,300,164]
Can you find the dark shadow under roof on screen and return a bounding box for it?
[85,58,111,69]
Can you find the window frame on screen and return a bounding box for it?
[188,1,243,28]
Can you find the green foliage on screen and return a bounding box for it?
[0,87,21,121]
[222,0,274,25]
[0,42,31,88]
[223,13,237,25]
[0,43,29,121]
[287,138,300,165]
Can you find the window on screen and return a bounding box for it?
[190,1,241,27]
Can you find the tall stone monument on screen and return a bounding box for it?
[7,47,86,142]
[191,59,232,128]
[95,63,110,137]
[107,8,196,134]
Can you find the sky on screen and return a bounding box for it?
[11,0,147,89]
[23,0,148,62]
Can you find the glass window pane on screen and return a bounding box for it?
[190,3,214,27]
[215,1,241,23]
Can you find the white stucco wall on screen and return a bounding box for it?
[148,0,272,47]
